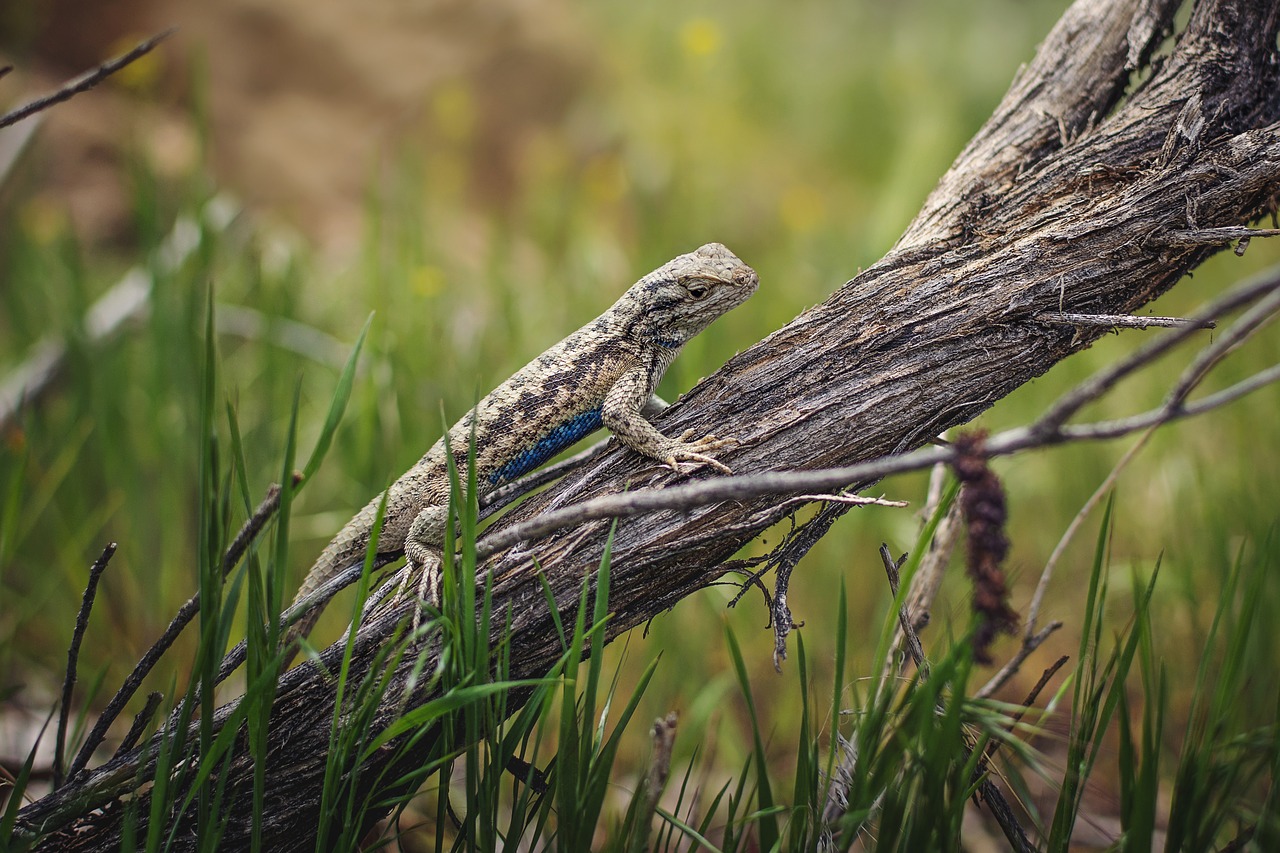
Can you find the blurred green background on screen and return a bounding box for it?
[2,0,1278,842]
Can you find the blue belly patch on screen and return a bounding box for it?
[488,407,603,485]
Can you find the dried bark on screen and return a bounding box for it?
[20,0,1280,848]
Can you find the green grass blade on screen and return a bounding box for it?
[822,575,848,831]
[300,314,372,482]
[555,575,590,852]
[725,623,778,851]
[582,656,659,824]
[0,708,53,845]
[790,633,817,848]
[653,807,726,853]
[193,285,224,844]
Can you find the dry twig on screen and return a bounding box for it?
[67,480,292,782]
[0,30,175,130]
[53,544,116,790]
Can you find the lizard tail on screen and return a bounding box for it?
[277,535,358,668]
[277,607,322,669]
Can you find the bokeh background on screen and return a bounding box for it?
[2,0,1278,845]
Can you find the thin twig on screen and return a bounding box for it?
[632,713,678,850]
[697,497,887,665]
[0,29,176,130]
[976,776,1036,853]
[1024,429,1157,642]
[1036,312,1215,329]
[1018,656,1069,718]
[973,652,1071,846]
[224,483,289,575]
[68,483,286,782]
[976,656,1071,804]
[1163,226,1280,245]
[976,622,1065,701]
[766,506,839,670]
[115,692,164,757]
[906,463,961,632]
[724,504,848,669]
[54,544,116,790]
[503,756,551,795]
[994,655,1069,754]
[1163,283,1280,409]
[1029,265,1280,439]
[1051,361,1280,441]
[880,545,928,677]
[779,493,907,509]
[474,366,1273,561]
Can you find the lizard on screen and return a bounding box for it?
[286,242,758,649]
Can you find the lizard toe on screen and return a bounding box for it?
[673,449,733,474]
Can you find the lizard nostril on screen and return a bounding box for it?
[733,268,753,286]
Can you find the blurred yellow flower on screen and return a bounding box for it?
[109,34,163,92]
[19,194,67,245]
[680,18,722,58]
[432,81,475,143]
[779,184,827,234]
[410,264,446,298]
[583,154,628,205]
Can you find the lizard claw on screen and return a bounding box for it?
[663,430,737,474]
[397,541,443,634]
[666,452,733,474]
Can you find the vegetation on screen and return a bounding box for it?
[2,0,1279,848]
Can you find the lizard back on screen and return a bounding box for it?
[291,242,756,620]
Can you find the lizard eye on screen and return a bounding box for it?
[685,280,710,300]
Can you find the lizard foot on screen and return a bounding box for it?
[662,429,738,474]
[396,542,442,635]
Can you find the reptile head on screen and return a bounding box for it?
[624,242,759,347]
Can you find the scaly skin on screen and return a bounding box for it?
[288,243,758,644]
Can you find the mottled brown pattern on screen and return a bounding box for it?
[289,243,757,638]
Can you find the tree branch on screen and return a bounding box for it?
[19,0,1280,848]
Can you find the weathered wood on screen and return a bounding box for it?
[21,0,1280,848]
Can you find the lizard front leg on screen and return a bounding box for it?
[602,367,735,473]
